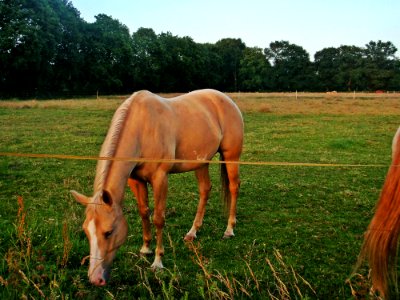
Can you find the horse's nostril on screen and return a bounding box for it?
[94,276,106,286]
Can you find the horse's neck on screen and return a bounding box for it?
[94,125,140,204]
[105,160,137,203]
[94,148,139,204]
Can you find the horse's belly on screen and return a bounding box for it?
[169,161,210,173]
[170,144,220,173]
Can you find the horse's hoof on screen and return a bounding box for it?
[150,261,164,270]
[140,246,153,256]
[223,233,235,239]
[184,234,196,242]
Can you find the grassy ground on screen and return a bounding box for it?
[0,93,399,299]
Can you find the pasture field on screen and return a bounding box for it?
[0,92,399,299]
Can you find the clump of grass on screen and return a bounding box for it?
[266,249,315,299]
[346,272,383,299]
[1,196,73,298]
[16,196,31,257]
[329,138,366,150]
[186,241,315,299]
[59,221,72,268]
[1,196,44,297]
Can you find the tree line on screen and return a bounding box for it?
[1,0,399,98]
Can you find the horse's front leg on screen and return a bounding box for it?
[127,178,152,255]
[150,172,168,269]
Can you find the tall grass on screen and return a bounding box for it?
[2,197,317,299]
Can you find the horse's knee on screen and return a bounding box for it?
[153,212,165,229]
[138,204,150,219]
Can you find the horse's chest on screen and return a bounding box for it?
[131,163,158,182]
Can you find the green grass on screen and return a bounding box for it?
[0,96,398,299]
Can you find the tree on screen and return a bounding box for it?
[239,47,271,91]
[314,47,342,91]
[0,0,26,96]
[388,60,400,91]
[363,40,398,90]
[214,38,246,91]
[157,32,200,92]
[193,43,224,90]
[315,45,365,91]
[0,0,91,97]
[51,0,85,94]
[0,0,62,97]
[80,14,134,94]
[131,28,161,91]
[337,45,365,91]
[264,41,315,91]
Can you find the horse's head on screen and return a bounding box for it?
[71,190,128,286]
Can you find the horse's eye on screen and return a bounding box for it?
[104,230,113,239]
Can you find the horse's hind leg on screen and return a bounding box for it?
[128,178,152,255]
[185,165,212,241]
[222,156,241,239]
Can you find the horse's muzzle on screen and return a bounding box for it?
[89,266,110,286]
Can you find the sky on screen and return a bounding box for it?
[70,0,399,58]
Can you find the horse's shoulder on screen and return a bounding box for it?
[131,90,155,102]
[188,89,224,98]
[130,90,166,107]
[128,91,174,122]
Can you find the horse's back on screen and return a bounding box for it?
[127,90,243,170]
[131,89,243,138]
[172,89,242,118]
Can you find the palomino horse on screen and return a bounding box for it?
[356,127,400,297]
[71,89,243,286]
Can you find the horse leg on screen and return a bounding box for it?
[150,172,168,269]
[223,161,240,239]
[127,178,152,255]
[185,165,212,241]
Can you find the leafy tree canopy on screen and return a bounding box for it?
[0,0,399,98]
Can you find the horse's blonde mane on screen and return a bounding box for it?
[93,94,136,193]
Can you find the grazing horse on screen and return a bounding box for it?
[71,89,243,286]
[356,127,400,297]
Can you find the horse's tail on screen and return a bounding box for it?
[220,155,231,214]
[357,127,400,297]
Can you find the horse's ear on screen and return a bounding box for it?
[102,190,113,206]
[71,190,90,206]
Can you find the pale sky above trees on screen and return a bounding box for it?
[72,0,400,57]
